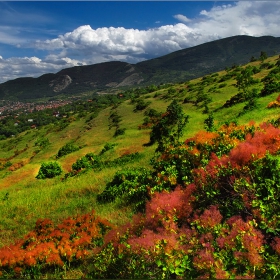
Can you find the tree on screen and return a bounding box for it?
[204,113,215,132]
[260,51,268,62]
[108,106,125,137]
[250,56,257,62]
[149,100,189,152]
[261,74,280,96]
[56,142,80,158]
[36,162,63,179]
[108,110,122,130]
[235,66,254,96]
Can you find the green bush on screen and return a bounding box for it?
[66,152,143,179]
[56,142,80,158]
[97,168,152,212]
[71,153,102,171]
[36,162,63,179]
[218,83,227,88]
[133,99,151,112]
[34,137,50,149]
[99,143,116,155]
[114,128,126,137]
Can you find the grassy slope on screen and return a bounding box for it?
[0,55,279,248]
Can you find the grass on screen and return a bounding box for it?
[0,54,279,249]
[0,165,134,246]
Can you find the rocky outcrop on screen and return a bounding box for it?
[49,75,72,92]
[116,73,144,87]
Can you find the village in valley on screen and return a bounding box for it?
[0,100,71,119]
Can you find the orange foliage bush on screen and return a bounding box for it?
[0,210,112,277]
[267,94,280,108]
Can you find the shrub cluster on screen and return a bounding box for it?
[97,168,153,212]
[65,151,143,179]
[99,142,116,155]
[36,162,62,179]
[56,142,80,159]
[34,137,50,150]
[0,211,112,278]
[2,121,280,278]
[89,122,280,279]
[260,66,280,96]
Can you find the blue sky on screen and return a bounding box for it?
[0,1,280,83]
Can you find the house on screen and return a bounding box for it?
[53,111,60,117]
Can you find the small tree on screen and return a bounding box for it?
[35,137,50,150]
[260,51,268,62]
[235,66,254,96]
[108,110,122,130]
[56,142,80,159]
[250,56,257,62]
[36,162,62,179]
[108,106,125,137]
[149,100,189,152]
[204,113,215,132]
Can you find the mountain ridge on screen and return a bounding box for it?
[1,35,280,101]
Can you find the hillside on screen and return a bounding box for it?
[0,53,280,278]
[0,35,280,101]
[137,35,280,83]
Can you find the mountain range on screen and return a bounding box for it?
[1,35,280,101]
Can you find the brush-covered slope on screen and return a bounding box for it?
[0,54,279,278]
[1,35,280,101]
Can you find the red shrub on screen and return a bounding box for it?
[229,123,280,167]
[193,246,215,270]
[145,185,196,230]
[271,237,280,255]
[198,205,223,228]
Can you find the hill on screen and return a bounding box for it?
[137,35,280,83]
[0,52,279,278]
[0,35,280,101]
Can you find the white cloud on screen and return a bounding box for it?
[174,14,192,23]
[193,1,280,38]
[1,1,280,83]
[200,10,208,16]
[0,55,86,83]
[0,26,26,45]
[31,1,280,58]
[34,23,198,59]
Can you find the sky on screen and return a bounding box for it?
[0,1,280,83]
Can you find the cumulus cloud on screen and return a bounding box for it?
[31,1,280,58]
[1,1,280,83]
[34,23,199,59]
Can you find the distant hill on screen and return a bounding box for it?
[137,35,280,83]
[1,35,280,101]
